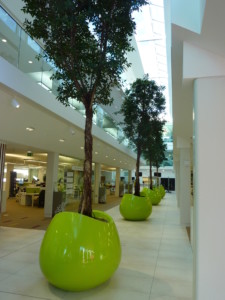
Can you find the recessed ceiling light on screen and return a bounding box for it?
[80,146,84,150]
[95,151,98,155]
[26,127,34,132]
[11,99,20,108]
[105,155,108,158]
[59,139,65,142]
[113,158,116,161]
[2,38,7,43]
[28,60,33,64]
[69,128,75,135]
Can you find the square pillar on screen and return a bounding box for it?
[0,143,6,214]
[94,163,101,204]
[45,152,59,218]
[179,148,191,226]
[115,168,120,197]
[194,77,225,299]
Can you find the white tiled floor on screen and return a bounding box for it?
[0,192,193,300]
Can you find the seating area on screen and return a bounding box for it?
[16,187,45,208]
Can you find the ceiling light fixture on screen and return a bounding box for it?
[59,139,65,142]
[26,127,34,132]
[69,128,75,135]
[80,146,84,150]
[2,38,7,43]
[11,99,20,108]
[105,155,108,158]
[28,60,33,64]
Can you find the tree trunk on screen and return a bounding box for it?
[156,165,159,187]
[149,159,153,190]
[134,147,141,196]
[78,105,93,217]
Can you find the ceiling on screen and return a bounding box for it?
[171,0,225,161]
[0,84,138,171]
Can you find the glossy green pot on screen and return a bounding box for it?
[142,187,162,206]
[159,185,166,199]
[39,210,121,291]
[119,194,152,221]
[151,188,162,205]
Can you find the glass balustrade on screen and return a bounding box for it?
[0,6,128,146]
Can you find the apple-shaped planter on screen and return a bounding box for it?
[159,185,166,199]
[150,188,162,205]
[119,194,152,221]
[142,188,162,206]
[39,210,121,291]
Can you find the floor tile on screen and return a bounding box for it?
[0,192,193,300]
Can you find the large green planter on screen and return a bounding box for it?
[119,194,152,221]
[39,210,121,291]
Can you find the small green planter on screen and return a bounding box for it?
[39,210,121,291]
[142,187,162,206]
[119,194,152,221]
[159,185,166,199]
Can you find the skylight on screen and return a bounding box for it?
[133,1,171,121]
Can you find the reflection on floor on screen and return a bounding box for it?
[0,192,193,300]
[0,195,121,230]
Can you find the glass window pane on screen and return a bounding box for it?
[0,8,20,67]
[18,30,43,82]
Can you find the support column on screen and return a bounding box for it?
[194,77,225,300]
[115,168,120,197]
[128,170,132,183]
[5,163,14,200]
[0,143,6,214]
[94,163,101,204]
[174,159,180,207]
[179,148,191,226]
[45,152,59,218]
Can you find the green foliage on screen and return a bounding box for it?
[22,0,147,108]
[118,74,166,195]
[119,75,166,151]
[143,124,167,169]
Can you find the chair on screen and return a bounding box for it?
[38,190,45,208]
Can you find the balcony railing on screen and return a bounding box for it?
[0,6,128,145]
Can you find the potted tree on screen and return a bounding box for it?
[118,75,166,220]
[143,129,166,205]
[21,0,147,291]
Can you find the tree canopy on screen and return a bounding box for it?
[118,75,166,196]
[22,0,147,107]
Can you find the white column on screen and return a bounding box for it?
[93,163,101,204]
[5,163,14,200]
[45,152,59,218]
[193,77,225,300]
[179,148,191,226]
[115,168,120,197]
[128,170,132,183]
[174,159,180,207]
[0,143,6,214]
